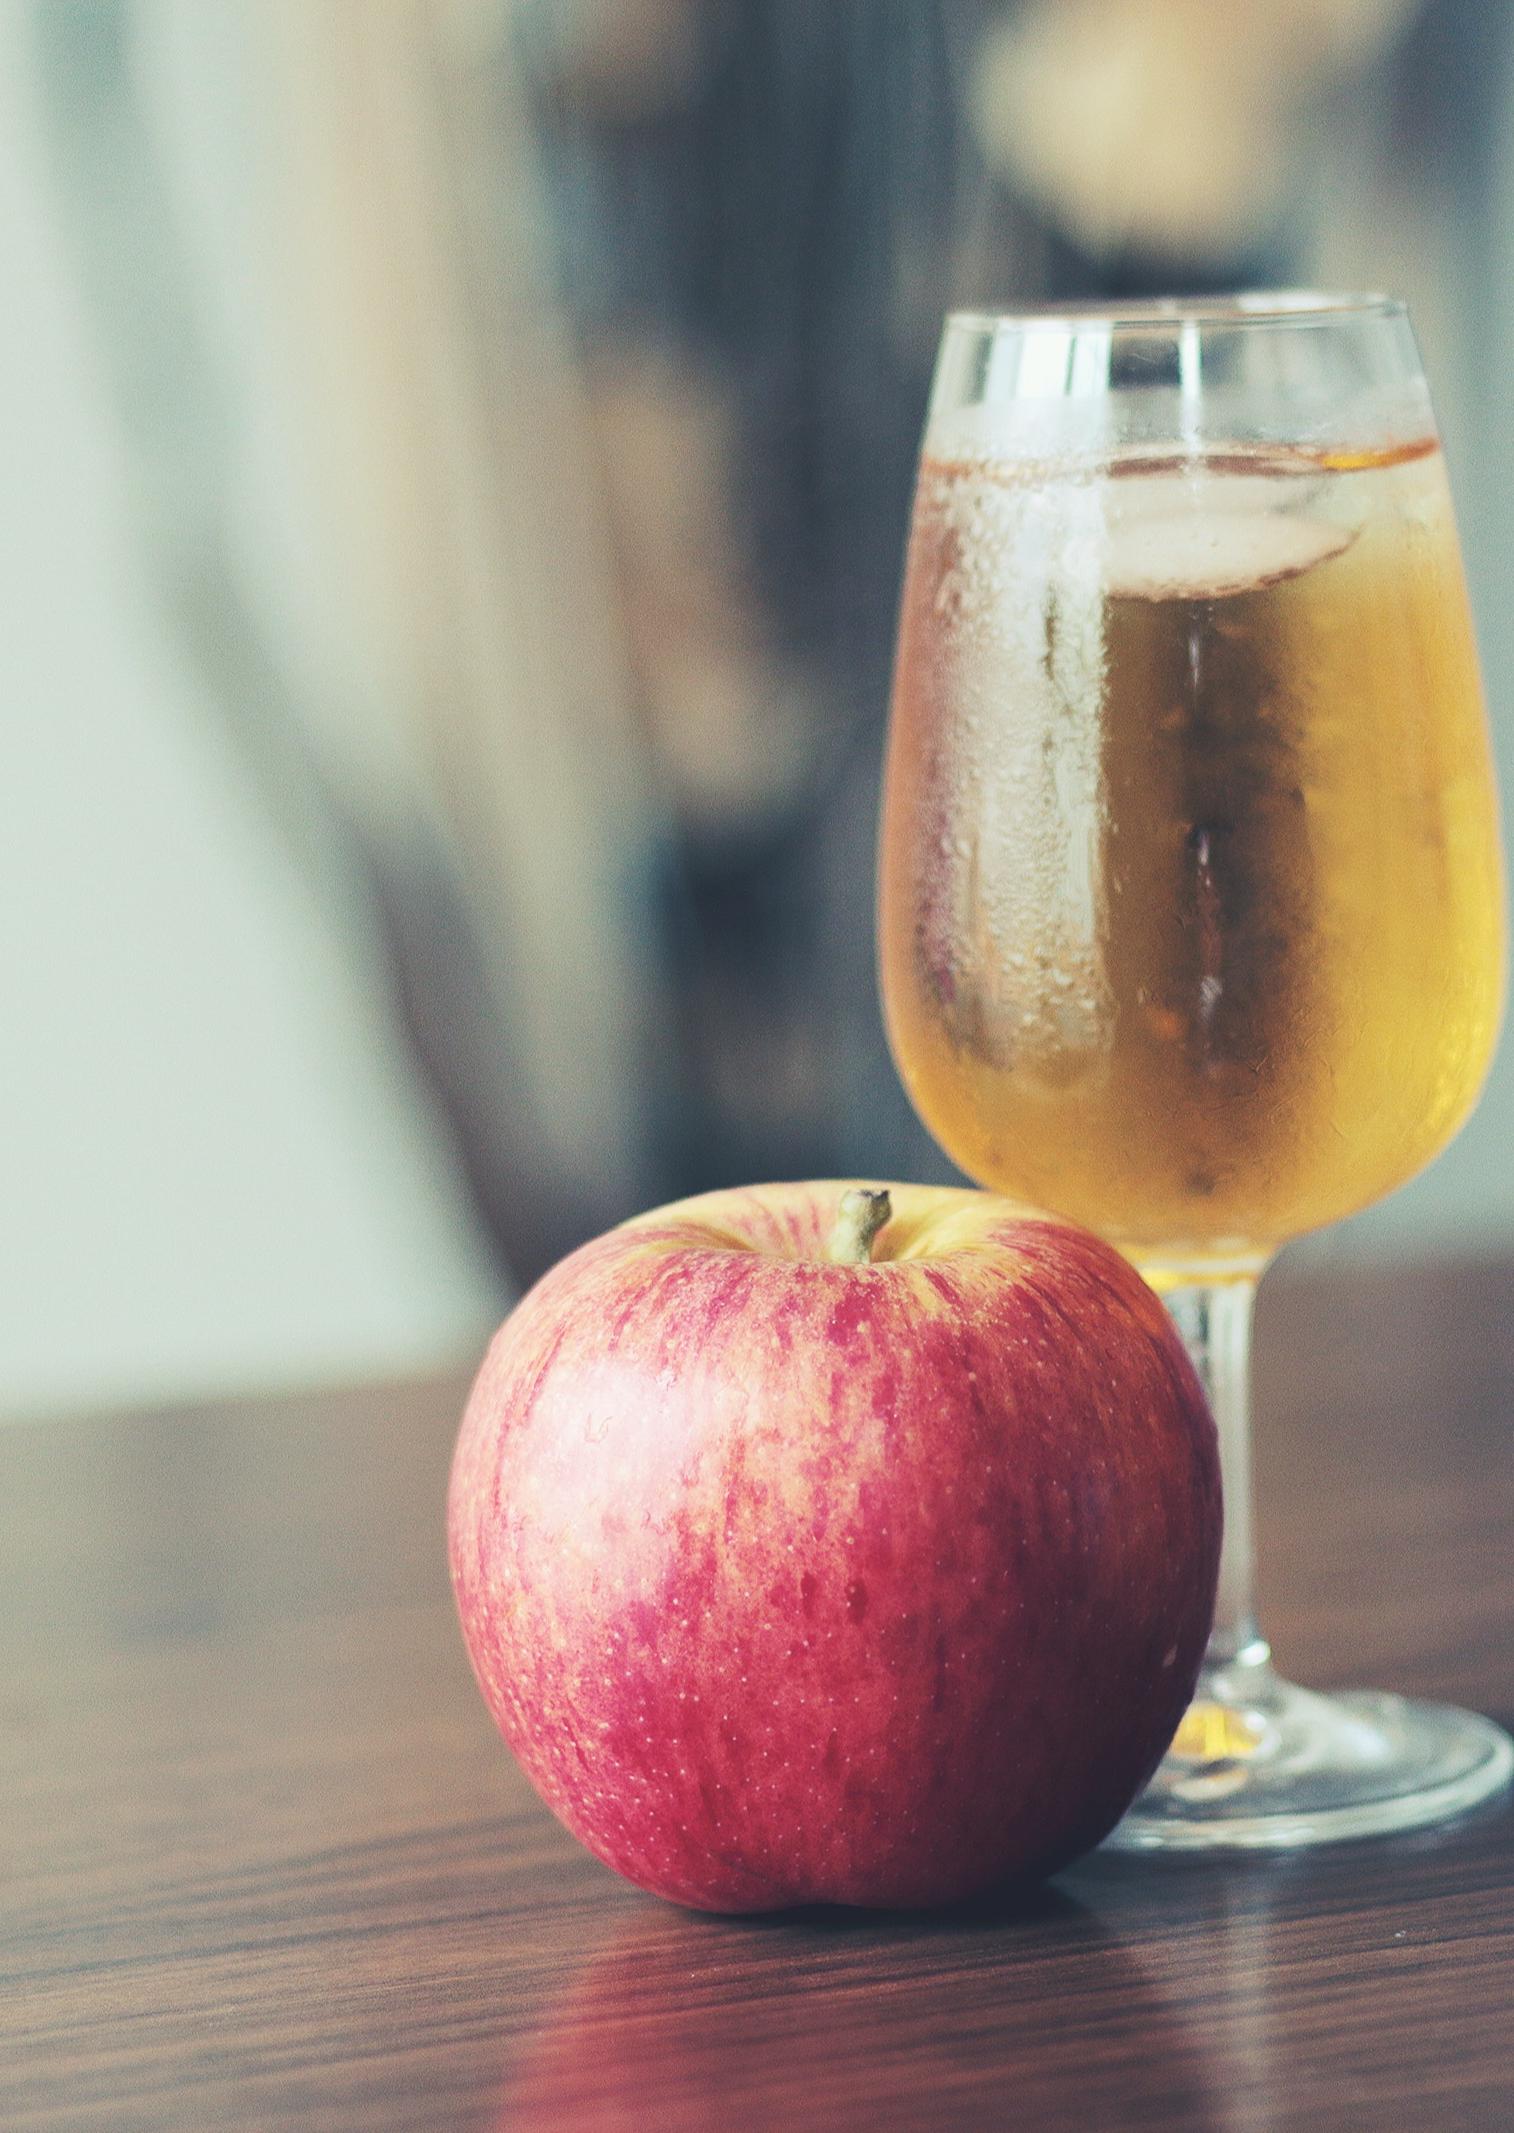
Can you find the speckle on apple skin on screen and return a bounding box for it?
[448,1181,1221,1913]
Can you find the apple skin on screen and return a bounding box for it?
[448,1181,1220,1912]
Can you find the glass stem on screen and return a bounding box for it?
[1164,1280,1270,1678]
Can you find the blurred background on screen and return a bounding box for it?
[4,0,1514,1420]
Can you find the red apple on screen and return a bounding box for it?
[448,1181,1219,1912]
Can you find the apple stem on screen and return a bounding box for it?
[827,1188,893,1266]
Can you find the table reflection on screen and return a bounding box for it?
[496,1884,1218,2131]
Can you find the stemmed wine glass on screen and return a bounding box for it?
[878,294,1511,1847]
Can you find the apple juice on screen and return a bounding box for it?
[879,439,1504,1279]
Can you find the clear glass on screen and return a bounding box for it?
[878,292,1512,1848]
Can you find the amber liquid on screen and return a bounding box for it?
[880,440,1505,1279]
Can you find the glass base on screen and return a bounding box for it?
[1106,1653,1514,1853]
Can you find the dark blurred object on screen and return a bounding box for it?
[513,0,1344,1250]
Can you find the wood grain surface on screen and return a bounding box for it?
[4,1261,1513,2131]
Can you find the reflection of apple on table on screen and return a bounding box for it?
[451,1180,1220,1912]
[496,1890,1217,2132]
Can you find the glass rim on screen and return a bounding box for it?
[945,291,1407,336]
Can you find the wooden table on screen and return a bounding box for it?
[5,1262,1513,2131]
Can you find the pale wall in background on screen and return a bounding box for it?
[0,15,504,1420]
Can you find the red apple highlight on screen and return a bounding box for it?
[449,1181,1220,1911]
